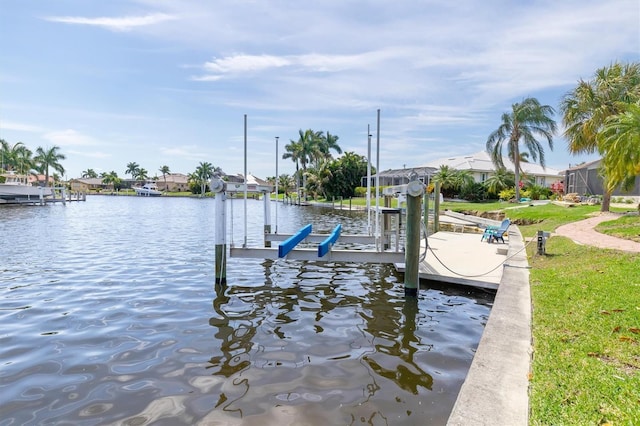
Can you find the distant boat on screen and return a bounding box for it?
[0,172,53,201]
[133,182,162,197]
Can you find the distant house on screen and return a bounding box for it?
[225,174,272,193]
[564,159,640,198]
[69,178,113,192]
[156,173,189,192]
[362,166,436,187]
[417,151,563,188]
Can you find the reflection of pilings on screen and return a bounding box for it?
[208,284,256,378]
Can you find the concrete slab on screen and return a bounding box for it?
[396,231,508,290]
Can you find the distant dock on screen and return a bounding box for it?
[0,189,87,206]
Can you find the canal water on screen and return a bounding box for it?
[0,196,494,425]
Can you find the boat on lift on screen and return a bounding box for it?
[133,181,162,196]
[0,172,53,201]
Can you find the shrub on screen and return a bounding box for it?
[354,187,367,197]
[459,182,488,201]
[499,188,516,201]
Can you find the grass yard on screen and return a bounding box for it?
[440,200,639,424]
[528,238,640,425]
[596,215,640,243]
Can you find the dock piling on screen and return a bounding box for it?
[212,176,227,285]
[404,179,425,297]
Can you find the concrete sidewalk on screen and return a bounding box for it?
[555,212,640,253]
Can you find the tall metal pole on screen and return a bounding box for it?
[243,114,248,248]
[275,136,279,234]
[375,109,381,250]
[366,125,372,236]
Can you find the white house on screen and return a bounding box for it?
[419,151,563,188]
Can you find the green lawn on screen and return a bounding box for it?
[596,215,640,243]
[442,201,640,425]
[528,238,640,425]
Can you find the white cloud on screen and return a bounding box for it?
[43,129,98,147]
[44,13,176,32]
[2,121,44,132]
[67,150,111,159]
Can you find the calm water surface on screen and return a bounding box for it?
[0,196,494,425]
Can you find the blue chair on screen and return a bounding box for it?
[481,219,511,243]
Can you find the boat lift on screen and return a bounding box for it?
[213,112,425,296]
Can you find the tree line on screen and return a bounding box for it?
[0,140,66,186]
[482,61,640,212]
[3,61,638,207]
[81,162,222,195]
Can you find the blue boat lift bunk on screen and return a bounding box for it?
[231,221,405,263]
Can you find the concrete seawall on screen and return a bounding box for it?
[447,225,532,425]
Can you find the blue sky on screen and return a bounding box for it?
[1,0,638,180]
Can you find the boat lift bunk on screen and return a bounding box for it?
[227,196,406,263]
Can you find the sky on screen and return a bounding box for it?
[1,0,638,180]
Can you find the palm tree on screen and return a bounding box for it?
[125,162,140,180]
[432,165,458,197]
[137,168,148,182]
[305,158,333,200]
[101,171,121,191]
[283,138,304,199]
[278,174,294,200]
[82,169,98,178]
[561,61,640,211]
[486,97,557,201]
[192,162,217,196]
[320,132,342,160]
[599,102,640,197]
[15,145,34,178]
[453,169,474,192]
[159,165,171,192]
[484,168,515,197]
[1,140,31,174]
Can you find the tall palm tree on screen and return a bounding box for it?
[34,146,66,187]
[159,165,171,192]
[599,102,640,196]
[137,168,148,182]
[82,169,98,178]
[486,97,557,201]
[125,162,140,180]
[561,61,640,211]
[320,132,342,159]
[283,138,304,199]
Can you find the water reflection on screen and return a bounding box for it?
[204,258,483,424]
